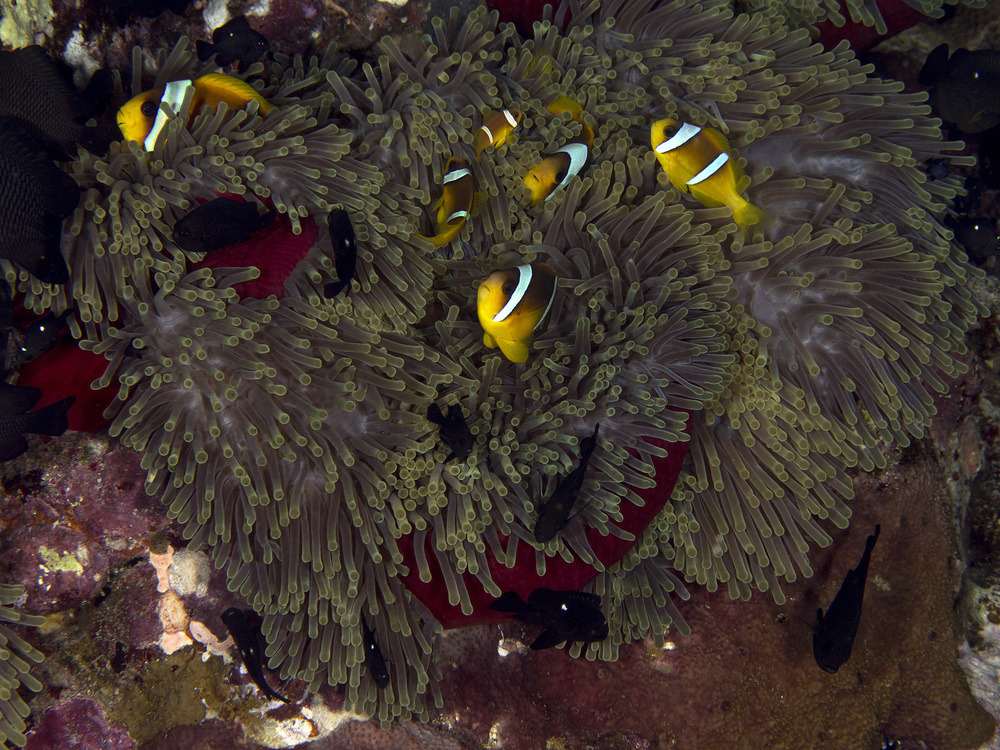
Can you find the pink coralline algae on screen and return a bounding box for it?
[25,697,134,750]
[0,435,166,614]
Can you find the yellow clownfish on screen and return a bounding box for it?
[117,72,273,152]
[650,118,769,234]
[524,96,593,206]
[477,263,557,363]
[416,157,484,249]
[475,108,522,157]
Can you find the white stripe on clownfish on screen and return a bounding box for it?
[553,142,589,194]
[654,121,701,155]
[443,167,472,184]
[447,209,470,223]
[493,264,532,322]
[144,79,194,152]
[687,152,730,185]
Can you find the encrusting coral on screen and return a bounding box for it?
[13,0,983,723]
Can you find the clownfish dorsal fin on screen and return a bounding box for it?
[700,126,731,153]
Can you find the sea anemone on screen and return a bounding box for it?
[25,0,982,722]
[0,584,44,747]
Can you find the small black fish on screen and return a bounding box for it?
[18,310,71,364]
[427,402,474,462]
[172,198,276,254]
[490,588,609,650]
[534,424,600,543]
[360,614,390,689]
[922,158,949,182]
[949,215,1000,262]
[0,383,74,462]
[323,209,358,298]
[0,119,78,284]
[0,46,116,160]
[920,44,1000,134]
[220,607,291,704]
[813,524,880,674]
[197,16,271,74]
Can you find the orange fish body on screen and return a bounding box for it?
[416,157,477,249]
[524,97,593,206]
[475,109,522,157]
[650,118,768,233]
[118,72,272,151]
[477,262,557,363]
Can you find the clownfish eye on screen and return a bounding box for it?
[140,100,158,117]
[555,166,569,183]
[662,123,679,138]
[502,281,516,296]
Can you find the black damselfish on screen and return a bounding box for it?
[0,383,74,462]
[360,614,390,689]
[220,607,291,704]
[197,16,270,74]
[0,119,78,284]
[534,424,600,543]
[427,402,474,462]
[813,525,880,674]
[19,310,71,364]
[172,197,276,254]
[323,209,358,298]
[490,588,609,650]
[0,46,115,160]
[920,44,1000,134]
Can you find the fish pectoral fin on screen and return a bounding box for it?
[496,336,530,363]
[470,191,488,216]
[482,331,498,349]
[529,629,565,650]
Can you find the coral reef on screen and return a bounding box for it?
[2,0,987,732]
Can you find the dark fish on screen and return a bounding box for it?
[0,46,115,160]
[220,607,291,704]
[919,44,1000,133]
[922,158,949,182]
[534,424,600,543]
[490,588,609,650]
[0,383,74,462]
[197,16,271,74]
[813,525,880,674]
[323,209,358,298]
[101,0,192,26]
[949,216,1000,262]
[427,402,474,462]
[360,614,390,688]
[172,198,276,254]
[19,310,71,363]
[0,119,78,284]
[79,68,115,120]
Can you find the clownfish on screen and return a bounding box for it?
[117,72,273,152]
[524,96,593,206]
[650,118,769,234]
[477,262,557,363]
[416,157,483,249]
[475,108,522,157]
